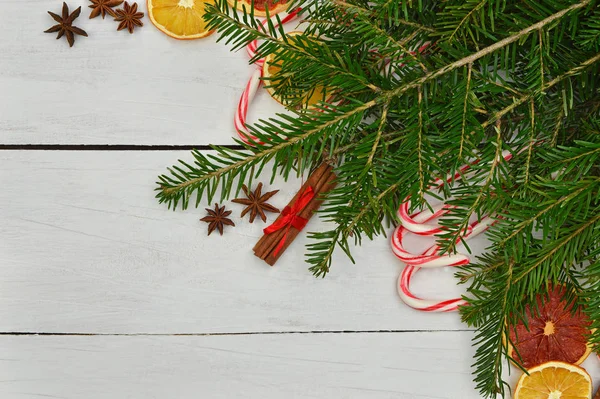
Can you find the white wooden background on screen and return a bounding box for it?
[1,1,599,398]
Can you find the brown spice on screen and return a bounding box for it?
[89,0,124,19]
[44,2,88,48]
[232,183,279,223]
[253,162,337,265]
[200,204,235,236]
[114,1,144,34]
[253,163,329,261]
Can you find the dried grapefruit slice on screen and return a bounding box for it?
[262,31,330,109]
[507,284,592,369]
[514,361,592,399]
[227,0,289,17]
[147,0,214,40]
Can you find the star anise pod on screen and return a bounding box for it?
[44,2,88,48]
[114,1,144,34]
[200,204,235,236]
[89,0,123,19]
[232,183,280,223]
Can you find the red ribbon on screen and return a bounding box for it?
[264,186,315,257]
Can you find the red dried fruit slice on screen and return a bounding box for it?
[227,0,289,17]
[507,284,592,369]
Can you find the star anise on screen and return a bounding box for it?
[114,1,144,34]
[89,0,123,19]
[200,204,235,236]
[44,2,88,48]
[232,183,280,223]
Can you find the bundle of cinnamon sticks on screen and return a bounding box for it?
[253,162,337,266]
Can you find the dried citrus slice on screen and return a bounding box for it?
[507,284,592,369]
[514,361,592,399]
[262,31,330,109]
[227,0,289,17]
[147,0,214,40]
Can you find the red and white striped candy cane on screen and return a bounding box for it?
[398,150,513,235]
[246,9,301,63]
[398,257,467,312]
[235,8,302,144]
[393,217,492,312]
[392,150,514,312]
[234,68,263,144]
[392,215,493,268]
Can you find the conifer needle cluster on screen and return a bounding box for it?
[155,1,600,395]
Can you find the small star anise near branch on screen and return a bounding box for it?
[232,183,280,223]
[200,204,235,236]
[44,2,88,48]
[114,1,144,34]
[89,0,123,19]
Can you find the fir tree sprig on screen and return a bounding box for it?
[155,0,600,396]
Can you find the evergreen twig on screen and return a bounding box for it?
[155,1,600,396]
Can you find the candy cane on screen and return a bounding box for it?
[235,8,302,143]
[393,217,492,312]
[234,68,263,144]
[398,265,467,312]
[393,150,514,312]
[246,9,301,63]
[398,150,513,235]
[392,215,493,268]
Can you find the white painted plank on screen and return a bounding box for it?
[2,332,597,399]
[0,334,598,398]
[0,332,486,399]
[0,0,287,145]
[0,150,485,333]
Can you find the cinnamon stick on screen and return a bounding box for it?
[256,164,334,260]
[261,169,334,263]
[253,162,337,266]
[253,162,330,257]
[264,171,337,266]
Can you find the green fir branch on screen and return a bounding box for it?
[458,63,473,160]
[513,213,600,284]
[153,1,600,396]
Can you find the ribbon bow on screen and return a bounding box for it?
[264,186,315,256]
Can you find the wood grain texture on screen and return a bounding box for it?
[0,332,484,399]
[0,334,598,399]
[0,150,482,333]
[6,3,600,397]
[0,0,287,146]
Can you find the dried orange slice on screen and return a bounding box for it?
[147,0,214,40]
[227,0,289,17]
[514,361,592,399]
[262,31,330,109]
[507,284,592,369]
